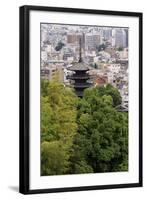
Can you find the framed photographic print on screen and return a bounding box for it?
[19,5,143,194]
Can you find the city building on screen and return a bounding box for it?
[41,24,129,105]
[102,28,112,41]
[115,29,126,48]
[41,63,64,82]
[67,33,85,49]
[85,33,101,51]
[94,75,108,87]
[118,48,128,59]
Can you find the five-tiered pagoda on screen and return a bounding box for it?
[68,40,92,97]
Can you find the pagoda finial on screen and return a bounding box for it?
[79,38,82,63]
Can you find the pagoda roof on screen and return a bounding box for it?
[67,74,90,80]
[69,62,90,71]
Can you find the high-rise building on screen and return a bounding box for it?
[85,33,101,51]
[67,34,77,44]
[125,29,128,47]
[67,33,85,49]
[102,28,112,40]
[115,29,126,48]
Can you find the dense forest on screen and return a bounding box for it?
[41,80,128,176]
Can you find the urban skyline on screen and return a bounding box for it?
[41,23,128,110]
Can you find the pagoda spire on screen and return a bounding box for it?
[78,38,82,63]
[67,36,92,97]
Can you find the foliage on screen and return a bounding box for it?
[97,43,107,51]
[55,41,65,51]
[41,80,78,175]
[117,47,124,51]
[41,81,128,175]
[70,86,128,173]
[98,84,122,106]
[41,141,69,175]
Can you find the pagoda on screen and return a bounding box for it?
[67,39,92,97]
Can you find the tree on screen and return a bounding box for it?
[97,43,106,51]
[55,41,65,51]
[94,63,98,69]
[70,86,128,173]
[41,80,78,175]
[41,79,49,97]
[98,84,122,106]
[117,47,123,51]
[41,81,128,175]
[41,141,69,175]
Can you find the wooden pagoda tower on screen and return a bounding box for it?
[68,39,91,97]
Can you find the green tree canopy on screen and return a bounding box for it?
[41,141,69,175]
[41,81,128,175]
[85,84,122,106]
[55,41,65,51]
[70,86,128,173]
[41,80,78,175]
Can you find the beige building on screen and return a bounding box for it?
[41,63,64,82]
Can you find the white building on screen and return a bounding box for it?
[107,63,121,74]
[41,51,48,62]
[107,71,114,84]
[118,48,128,59]
[46,44,52,53]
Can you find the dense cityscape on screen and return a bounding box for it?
[40,24,129,175]
[41,24,128,110]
